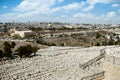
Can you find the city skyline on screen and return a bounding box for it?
[0,0,120,24]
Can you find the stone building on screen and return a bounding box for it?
[9,29,32,38]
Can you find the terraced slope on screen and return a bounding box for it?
[0,46,113,80]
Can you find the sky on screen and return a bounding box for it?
[0,0,120,24]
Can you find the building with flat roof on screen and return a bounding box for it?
[9,29,32,38]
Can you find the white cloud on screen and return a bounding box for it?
[1,11,120,24]
[1,0,120,24]
[0,13,16,22]
[63,2,85,10]
[82,5,94,11]
[112,3,120,8]
[58,0,64,3]
[72,12,119,24]
[83,0,120,11]
[14,0,86,13]
[72,13,97,23]
[51,7,62,12]
[0,0,86,22]
[73,13,95,19]
[14,0,86,15]
[63,3,79,10]
[106,12,116,18]
[14,0,56,12]
[3,6,8,9]
[87,0,116,5]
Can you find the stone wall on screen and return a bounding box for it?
[103,55,120,80]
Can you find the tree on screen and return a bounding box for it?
[51,34,53,37]
[3,41,12,58]
[3,25,7,33]
[16,46,23,58]
[108,40,115,45]
[25,45,33,57]
[13,34,21,39]
[61,43,65,46]
[32,47,39,56]
[96,33,101,39]
[58,34,63,37]
[4,41,11,48]
[3,46,12,58]
[0,50,3,58]
[95,42,100,46]
[16,45,33,58]
[11,42,16,48]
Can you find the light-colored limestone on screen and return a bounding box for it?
[0,46,117,80]
[103,47,120,80]
[103,62,120,80]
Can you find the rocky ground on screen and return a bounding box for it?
[0,46,115,80]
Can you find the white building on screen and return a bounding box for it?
[9,29,32,38]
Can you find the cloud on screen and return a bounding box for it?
[1,11,120,24]
[14,0,85,15]
[72,13,97,23]
[103,11,117,23]
[82,5,94,11]
[87,0,116,5]
[73,13,94,19]
[63,2,85,10]
[14,0,56,12]
[106,12,116,18]
[83,0,120,11]
[63,2,80,10]
[58,0,64,3]
[112,3,120,8]
[1,0,120,24]
[72,12,119,24]
[0,0,86,22]
[3,6,8,9]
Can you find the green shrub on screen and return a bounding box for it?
[32,47,39,56]
[0,50,4,58]
[3,41,13,58]
[16,45,39,58]
[16,45,33,58]
[4,41,11,48]
[11,42,16,48]
[3,46,12,58]
[61,43,65,46]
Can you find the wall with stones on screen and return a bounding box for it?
[103,57,120,80]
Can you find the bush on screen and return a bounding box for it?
[13,34,21,39]
[4,41,11,48]
[3,46,12,58]
[16,45,39,58]
[0,50,4,58]
[95,42,100,46]
[3,41,13,58]
[36,38,44,44]
[32,47,39,56]
[61,43,65,46]
[108,40,115,45]
[96,33,101,39]
[50,43,56,46]
[11,42,16,48]
[58,34,63,37]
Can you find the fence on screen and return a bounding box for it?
[81,71,105,80]
[104,54,120,65]
[80,52,105,69]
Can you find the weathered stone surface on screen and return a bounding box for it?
[0,46,117,80]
